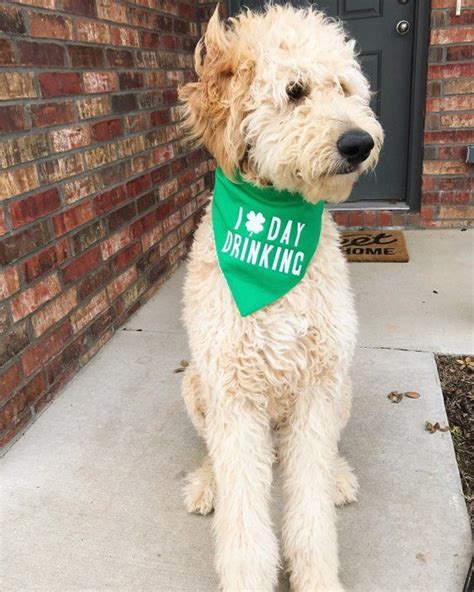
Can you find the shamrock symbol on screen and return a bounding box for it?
[245,211,266,235]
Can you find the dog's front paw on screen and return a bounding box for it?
[183,465,215,515]
[334,456,359,506]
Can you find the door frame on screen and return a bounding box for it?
[225,0,432,212]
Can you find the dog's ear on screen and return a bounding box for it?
[179,3,252,178]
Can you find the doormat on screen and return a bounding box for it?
[340,230,409,262]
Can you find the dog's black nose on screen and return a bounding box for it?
[337,129,374,165]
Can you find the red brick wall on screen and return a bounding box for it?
[0,0,213,450]
[421,0,473,228]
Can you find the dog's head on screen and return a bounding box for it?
[179,3,384,203]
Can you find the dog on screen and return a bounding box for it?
[178,4,383,591]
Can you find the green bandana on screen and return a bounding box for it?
[212,167,325,316]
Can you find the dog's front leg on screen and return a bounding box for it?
[205,393,279,591]
[279,387,344,592]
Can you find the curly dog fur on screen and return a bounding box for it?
[179,4,383,590]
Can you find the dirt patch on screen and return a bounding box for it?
[436,355,473,529]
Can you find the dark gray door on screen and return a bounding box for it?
[227,0,417,203]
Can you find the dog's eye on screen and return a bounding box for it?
[286,82,306,102]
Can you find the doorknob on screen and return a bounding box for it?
[396,20,411,35]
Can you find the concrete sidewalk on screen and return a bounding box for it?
[1,229,472,591]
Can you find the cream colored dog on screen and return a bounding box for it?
[179,4,383,591]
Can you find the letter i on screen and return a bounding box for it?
[234,207,243,230]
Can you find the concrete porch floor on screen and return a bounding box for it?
[1,229,473,591]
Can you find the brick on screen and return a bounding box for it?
[91,118,123,142]
[46,334,84,386]
[17,41,65,67]
[0,373,47,432]
[441,113,474,128]
[0,165,39,202]
[119,72,145,89]
[63,175,98,204]
[77,96,111,120]
[151,109,171,127]
[84,144,117,169]
[121,277,146,309]
[447,44,474,62]
[9,188,60,229]
[0,39,15,65]
[38,153,84,184]
[0,221,50,266]
[15,0,55,6]
[30,101,75,128]
[439,205,474,219]
[444,78,474,94]
[11,273,61,322]
[21,321,71,376]
[110,26,140,47]
[62,247,101,283]
[0,72,36,100]
[0,134,49,169]
[107,203,137,231]
[0,320,29,367]
[126,113,151,133]
[141,31,160,48]
[424,130,474,144]
[126,173,152,198]
[53,202,94,236]
[428,63,473,80]
[77,263,111,300]
[0,364,21,402]
[0,106,26,134]
[71,290,108,333]
[22,239,69,283]
[70,219,107,255]
[32,288,78,336]
[83,71,118,93]
[68,45,104,68]
[97,0,128,23]
[439,177,470,191]
[30,14,73,40]
[162,211,181,235]
[112,242,141,272]
[75,19,111,44]
[111,93,138,113]
[141,225,162,252]
[106,48,134,67]
[159,178,178,200]
[430,26,474,45]
[101,227,132,259]
[131,210,157,238]
[50,126,90,152]
[0,6,26,34]
[0,267,20,300]
[438,145,467,160]
[137,191,156,214]
[62,0,96,17]
[94,185,127,214]
[426,95,474,112]
[439,191,470,204]
[40,72,82,97]
[0,209,7,236]
[118,135,146,158]
[107,267,137,300]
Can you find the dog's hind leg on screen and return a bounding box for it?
[183,455,216,515]
[334,454,359,506]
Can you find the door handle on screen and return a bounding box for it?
[396,20,411,35]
